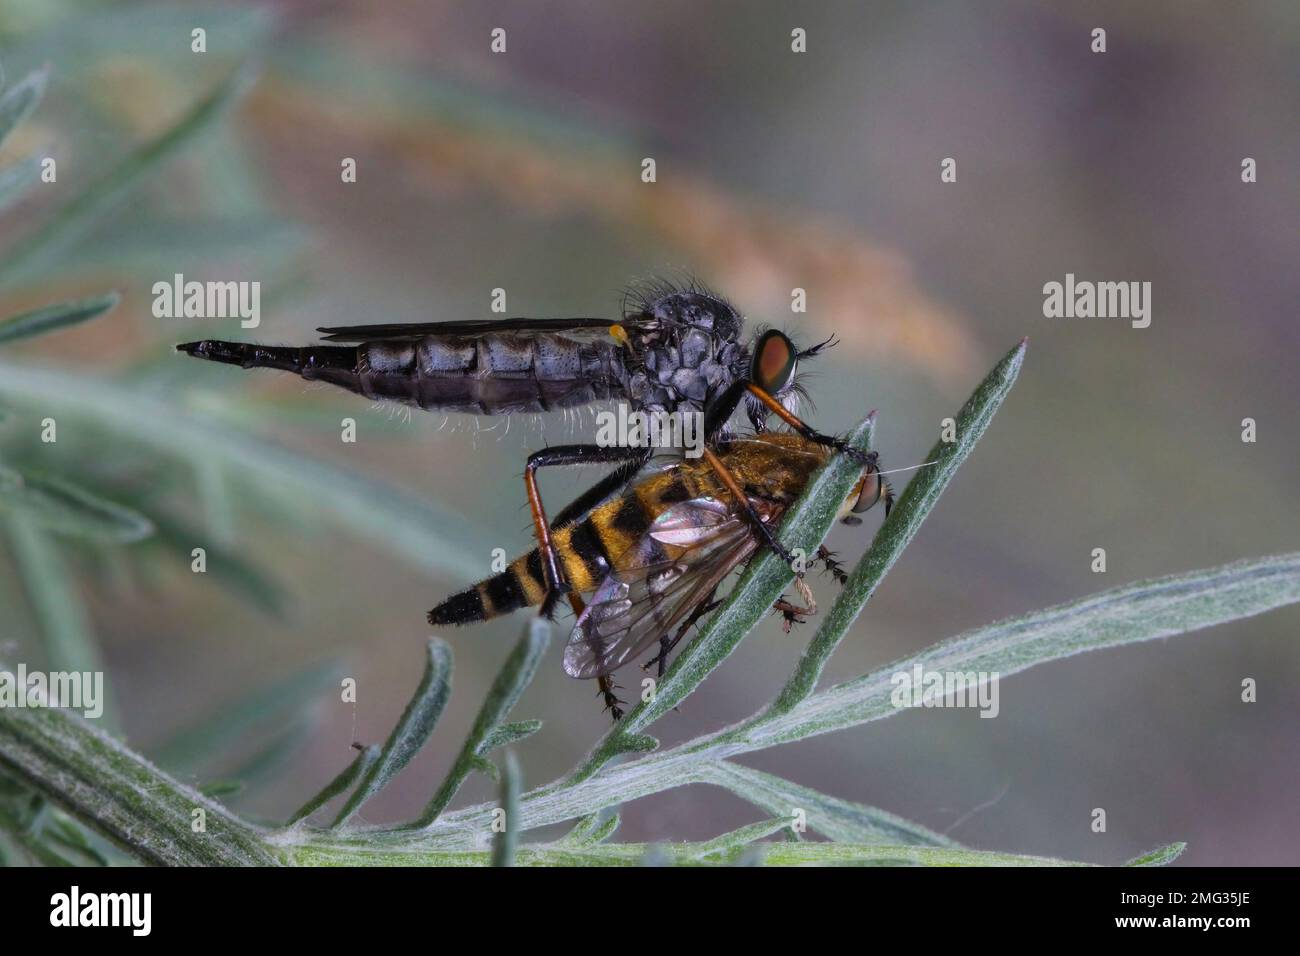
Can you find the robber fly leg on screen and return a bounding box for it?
[549,447,653,529]
[525,444,651,613]
[817,545,849,586]
[744,384,879,468]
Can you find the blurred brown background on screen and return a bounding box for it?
[1,0,1296,864]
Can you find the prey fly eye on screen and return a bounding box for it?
[851,467,884,513]
[751,329,798,395]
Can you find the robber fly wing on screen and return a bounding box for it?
[316,317,630,342]
[562,496,779,680]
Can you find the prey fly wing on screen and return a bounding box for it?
[562,495,782,680]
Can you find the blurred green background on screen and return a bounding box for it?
[1,0,1296,864]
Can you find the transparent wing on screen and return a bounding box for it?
[562,496,781,680]
[317,317,642,343]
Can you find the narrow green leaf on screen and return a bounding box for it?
[491,751,521,867]
[0,64,255,284]
[412,618,549,827]
[619,733,659,754]
[0,361,479,577]
[697,761,957,847]
[0,67,47,151]
[0,292,120,346]
[0,465,154,543]
[286,745,379,827]
[1125,843,1187,867]
[332,640,453,827]
[559,811,620,846]
[480,719,542,751]
[690,818,789,862]
[753,551,1300,749]
[573,414,877,779]
[772,338,1026,714]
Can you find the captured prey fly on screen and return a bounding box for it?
[177,280,879,716]
[429,432,893,717]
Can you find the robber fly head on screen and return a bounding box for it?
[742,327,836,431]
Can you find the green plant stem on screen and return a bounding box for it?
[0,703,276,865]
[277,833,1174,867]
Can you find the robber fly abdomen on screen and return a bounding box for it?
[178,331,628,415]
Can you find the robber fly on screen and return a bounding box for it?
[429,431,893,718]
[178,280,876,714]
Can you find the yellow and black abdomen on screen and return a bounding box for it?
[427,435,824,628]
[427,465,707,627]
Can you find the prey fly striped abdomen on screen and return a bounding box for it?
[429,432,892,688]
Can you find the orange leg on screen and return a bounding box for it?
[523,465,567,604]
[746,384,876,467]
[701,446,801,571]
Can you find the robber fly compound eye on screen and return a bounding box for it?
[750,329,798,395]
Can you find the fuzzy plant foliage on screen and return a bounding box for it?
[4,324,1299,865]
[0,52,1295,867]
